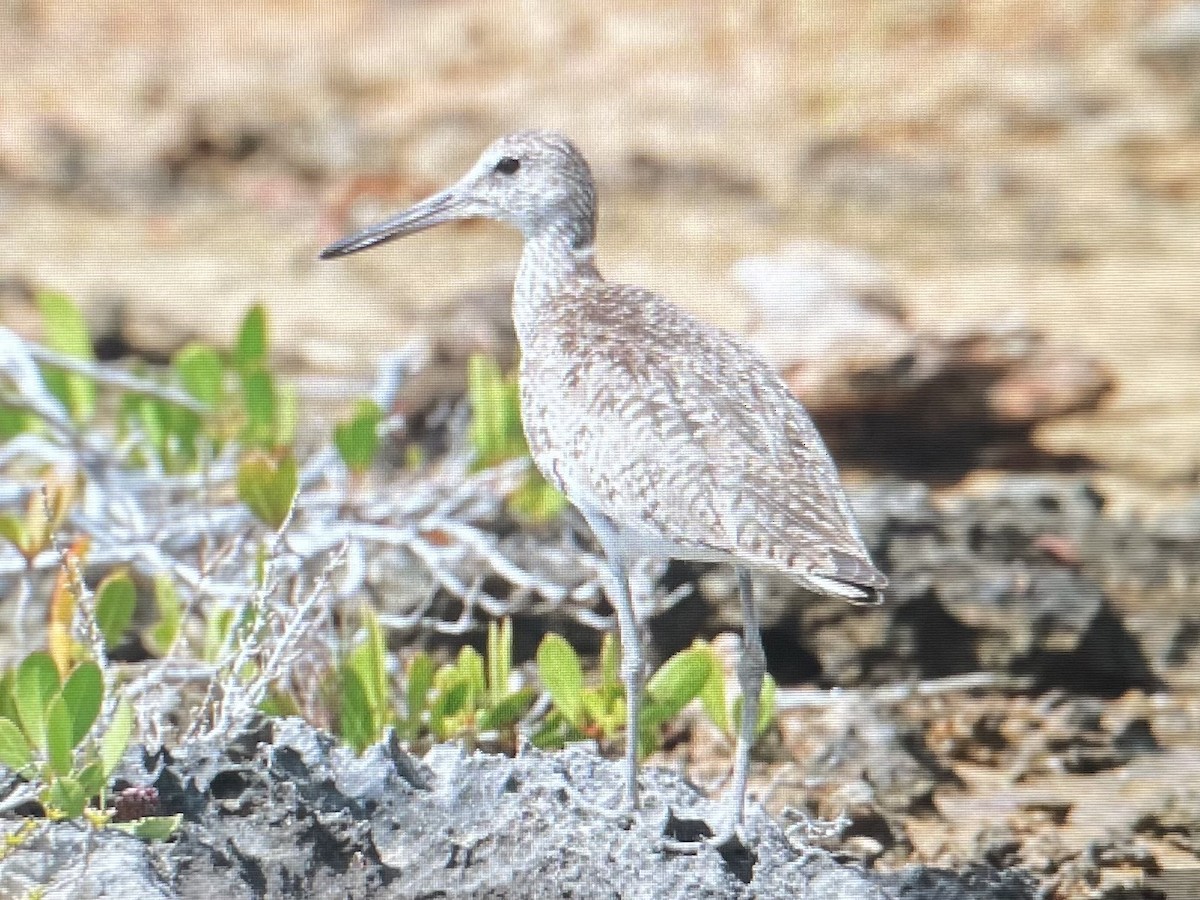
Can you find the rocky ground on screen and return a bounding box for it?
[0,471,1194,898]
[1,1,1199,898]
[0,719,1041,900]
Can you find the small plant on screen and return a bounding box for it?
[334,399,383,474]
[337,617,536,753]
[466,355,565,522]
[36,291,97,424]
[338,610,394,754]
[118,304,294,474]
[426,619,535,747]
[236,449,298,531]
[697,640,778,748]
[534,634,717,758]
[232,305,296,452]
[231,306,299,529]
[0,654,124,818]
[534,632,623,749]
[397,651,435,743]
[0,652,181,840]
[0,474,76,565]
[2,294,295,482]
[142,576,184,658]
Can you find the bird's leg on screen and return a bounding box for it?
[666,567,764,853]
[607,553,645,812]
[581,508,646,812]
[729,565,766,828]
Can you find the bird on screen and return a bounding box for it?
[319,129,886,841]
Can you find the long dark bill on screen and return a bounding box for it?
[318,188,464,259]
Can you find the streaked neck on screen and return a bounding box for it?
[513,224,600,343]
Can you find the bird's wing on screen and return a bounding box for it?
[521,282,886,594]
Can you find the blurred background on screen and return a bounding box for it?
[3,0,1199,505]
[2,2,1200,896]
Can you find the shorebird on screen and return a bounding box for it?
[320,130,886,839]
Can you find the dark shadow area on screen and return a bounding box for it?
[826,415,1103,484]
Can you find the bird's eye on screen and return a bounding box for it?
[494,156,520,175]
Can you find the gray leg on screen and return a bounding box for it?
[729,566,766,826]
[583,510,645,811]
[609,553,645,811]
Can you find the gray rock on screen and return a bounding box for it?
[0,719,1037,899]
[687,478,1166,692]
[734,244,1113,453]
[0,823,174,899]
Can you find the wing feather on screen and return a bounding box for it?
[519,280,886,596]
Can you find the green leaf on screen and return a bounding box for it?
[100,698,134,778]
[404,652,435,731]
[37,291,93,358]
[76,760,105,798]
[57,666,98,746]
[699,661,729,735]
[237,450,298,530]
[95,573,137,649]
[173,343,224,407]
[36,291,96,423]
[333,400,382,473]
[15,652,61,750]
[233,304,268,375]
[579,690,610,733]
[486,619,512,705]
[202,607,236,663]
[164,406,201,472]
[644,648,715,728]
[59,662,102,747]
[508,473,567,522]
[466,356,501,464]
[536,635,584,729]
[0,717,32,770]
[145,576,183,657]
[44,775,86,818]
[0,669,20,726]
[137,397,168,455]
[347,611,388,717]
[258,689,300,719]
[466,355,527,468]
[529,710,576,750]
[0,403,38,440]
[45,694,74,776]
[240,370,278,448]
[275,383,298,448]
[429,680,470,740]
[109,813,182,841]
[0,514,29,555]
[599,633,621,692]
[730,673,778,743]
[339,667,375,753]
[455,646,486,700]
[477,688,536,731]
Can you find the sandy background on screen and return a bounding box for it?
[1,0,1199,511]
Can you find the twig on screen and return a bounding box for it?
[24,342,206,414]
[774,671,1034,711]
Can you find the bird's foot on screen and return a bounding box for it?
[655,806,750,857]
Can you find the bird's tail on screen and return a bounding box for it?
[804,572,886,606]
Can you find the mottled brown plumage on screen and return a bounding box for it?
[321,129,886,839]
[519,278,884,596]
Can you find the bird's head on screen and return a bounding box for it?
[319,129,597,259]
